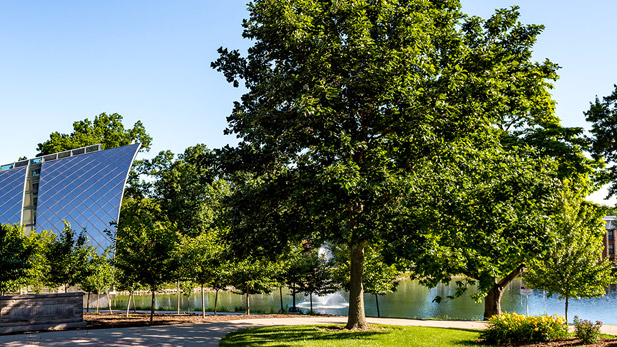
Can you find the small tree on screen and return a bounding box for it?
[46,222,95,293]
[82,250,115,314]
[296,252,339,315]
[114,265,142,317]
[23,229,56,293]
[0,224,35,294]
[229,257,278,315]
[176,230,230,318]
[115,198,179,322]
[525,182,616,323]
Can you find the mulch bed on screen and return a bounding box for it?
[84,312,304,329]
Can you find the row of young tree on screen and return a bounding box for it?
[1,219,399,321]
[5,0,617,330]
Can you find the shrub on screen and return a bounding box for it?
[573,315,602,344]
[481,313,569,343]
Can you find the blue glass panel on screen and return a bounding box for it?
[0,166,26,224]
[36,144,139,250]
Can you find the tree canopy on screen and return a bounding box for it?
[36,113,151,155]
[585,85,617,197]
[213,0,560,329]
[0,224,35,293]
[525,182,616,323]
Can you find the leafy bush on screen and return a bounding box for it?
[481,313,569,343]
[573,315,602,344]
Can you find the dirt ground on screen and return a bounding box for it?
[83,312,304,329]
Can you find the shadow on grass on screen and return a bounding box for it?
[221,325,387,347]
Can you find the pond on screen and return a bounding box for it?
[111,278,617,324]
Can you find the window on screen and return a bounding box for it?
[609,230,615,241]
[610,244,615,255]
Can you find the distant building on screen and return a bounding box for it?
[0,143,140,250]
[602,216,617,263]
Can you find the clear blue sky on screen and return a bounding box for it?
[1,1,616,204]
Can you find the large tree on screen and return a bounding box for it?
[213,1,559,329]
[143,144,227,237]
[393,144,560,319]
[585,85,617,197]
[36,113,151,155]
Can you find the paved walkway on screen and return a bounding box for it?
[0,317,615,346]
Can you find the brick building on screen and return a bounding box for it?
[602,216,617,263]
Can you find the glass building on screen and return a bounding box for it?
[0,143,140,250]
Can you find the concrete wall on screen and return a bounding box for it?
[0,292,86,334]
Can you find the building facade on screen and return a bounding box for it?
[603,216,617,263]
[0,143,140,250]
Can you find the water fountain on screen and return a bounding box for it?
[296,292,349,312]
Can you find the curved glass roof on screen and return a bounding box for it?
[0,166,26,225]
[36,143,140,250]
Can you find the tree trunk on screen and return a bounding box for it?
[96,292,100,314]
[64,283,68,293]
[131,291,137,313]
[245,284,250,316]
[150,289,156,323]
[484,284,505,319]
[565,296,569,323]
[126,292,131,318]
[375,294,380,318]
[346,242,368,330]
[201,284,206,318]
[86,292,90,313]
[214,289,219,316]
[279,286,284,313]
[310,292,313,315]
[483,265,525,320]
[107,289,112,314]
[177,280,180,315]
[290,284,298,312]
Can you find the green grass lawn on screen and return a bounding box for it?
[220,325,494,347]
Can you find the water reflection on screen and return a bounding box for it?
[111,279,617,324]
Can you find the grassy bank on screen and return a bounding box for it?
[220,325,491,347]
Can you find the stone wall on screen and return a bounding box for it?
[0,293,86,334]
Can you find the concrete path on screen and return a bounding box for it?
[0,316,615,346]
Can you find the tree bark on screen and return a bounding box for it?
[177,280,180,315]
[245,284,250,315]
[150,289,156,323]
[565,296,569,323]
[484,284,505,319]
[214,289,219,316]
[483,265,525,319]
[290,284,298,312]
[375,294,380,318]
[86,292,90,313]
[279,286,284,313]
[126,292,131,318]
[310,292,313,314]
[201,284,206,318]
[96,292,100,314]
[131,291,136,313]
[107,289,112,314]
[346,242,368,330]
